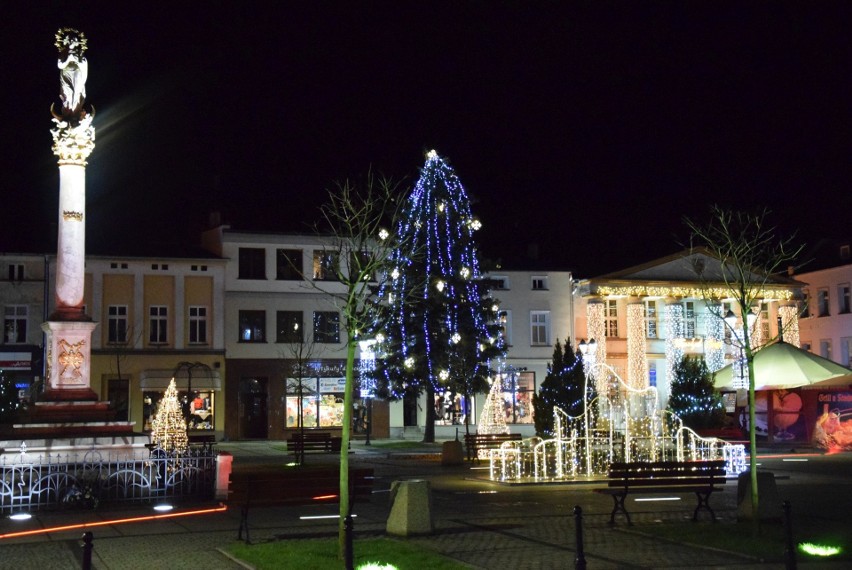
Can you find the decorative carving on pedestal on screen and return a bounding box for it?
[57,338,86,382]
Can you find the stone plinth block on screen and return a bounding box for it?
[386,479,433,536]
[441,439,464,466]
[737,470,782,522]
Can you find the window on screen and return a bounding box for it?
[239,310,266,342]
[801,290,810,318]
[838,283,851,314]
[349,251,374,281]
[531,276,548,290]
[276,310,303,343]
[818,289,830,317]
[313,251,339,281]
[498,309,513,346]
[7,264,23,281]
[107,305,128,344]
[148,305,168,344]
[4,305,27,343]
[313,311,340,343]
[722,301,735,342]
[820,339,832,360]
[530,311,549,346]
[605,300,618,338]
[683,301,696,339]
[189,306,208,344]
[644,300,657,338]
[841,337,852,368]
[759,302,770,341]
[238,248,266,280]
[491,276,509,290]
[276,249,303,280]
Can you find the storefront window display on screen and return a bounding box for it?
[143,389,216,432]
[435,391,474,426]
[499,371,535,424]
[286,377,347,428]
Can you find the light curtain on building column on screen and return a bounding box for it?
[704,304,725,372]
[627,301,647,389]
[664,301,685,394]
[586,299,607,393]
[778,304,801,347]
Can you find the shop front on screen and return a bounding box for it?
[139,368,223,438]
[0,347,41,405]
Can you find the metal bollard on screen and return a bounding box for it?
[344,513,354,570]
[81,531,93,570]
[783,500,796,570]
[573,505,587,570]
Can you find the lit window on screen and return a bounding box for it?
[644,300,657,338]
[4,305,27,343]
[530,311,549,346]
[313,251,340,281]
[605,300,618,338]
[683,301,696,339]
[239,310,266,342]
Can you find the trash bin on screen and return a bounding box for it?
[386,479,433,536]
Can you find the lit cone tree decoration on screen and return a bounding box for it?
[376,151,505,442]
[150,378,189,454]
[478,376,509,435]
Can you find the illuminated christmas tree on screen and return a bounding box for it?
[478,377,509,435]
[667,355,725,430]
[532,339,587,437]
[150,378,189,454]
[377,151,505,441]
[0,369,20,423]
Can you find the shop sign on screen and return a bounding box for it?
[0,352,32,370]
[319,377,346,393]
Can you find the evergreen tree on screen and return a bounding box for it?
[667,355,725,430]
[0,369,20,423]
[377,151,505,441]
[532,339,586,437]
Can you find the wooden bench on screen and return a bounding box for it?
[464,433,523,461]
[595,460,727,525]
[287,431,343,454]
[228,465,374,544]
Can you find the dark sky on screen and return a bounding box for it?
[2,2,851,276]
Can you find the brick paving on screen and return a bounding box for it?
[1,441,849,569]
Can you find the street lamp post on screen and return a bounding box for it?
[578,339,596,476]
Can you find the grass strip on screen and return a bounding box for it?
[227,537,470,569]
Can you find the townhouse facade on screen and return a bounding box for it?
[1,250,228,439]
[795,240,852,367]
[573,250,804,409]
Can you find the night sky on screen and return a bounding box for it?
[2,2,851,276]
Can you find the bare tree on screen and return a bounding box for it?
[310,171,406,559]
[685,205,804,527]
[279,320,322,465]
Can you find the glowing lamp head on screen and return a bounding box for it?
[439,369,449,381]
[378,228,389,240]
[404,356,414,369]
[436,280,445,292]
[451,333,461,344]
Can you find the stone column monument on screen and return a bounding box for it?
[42,28,98,401]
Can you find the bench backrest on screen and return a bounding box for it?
[229,467,374,504]
[607,460,727,489]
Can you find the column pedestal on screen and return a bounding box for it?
[41,320,99,401]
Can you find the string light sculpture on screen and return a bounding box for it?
[150,378,188,454]
[478,377,509,436]
[487,363,746,482]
